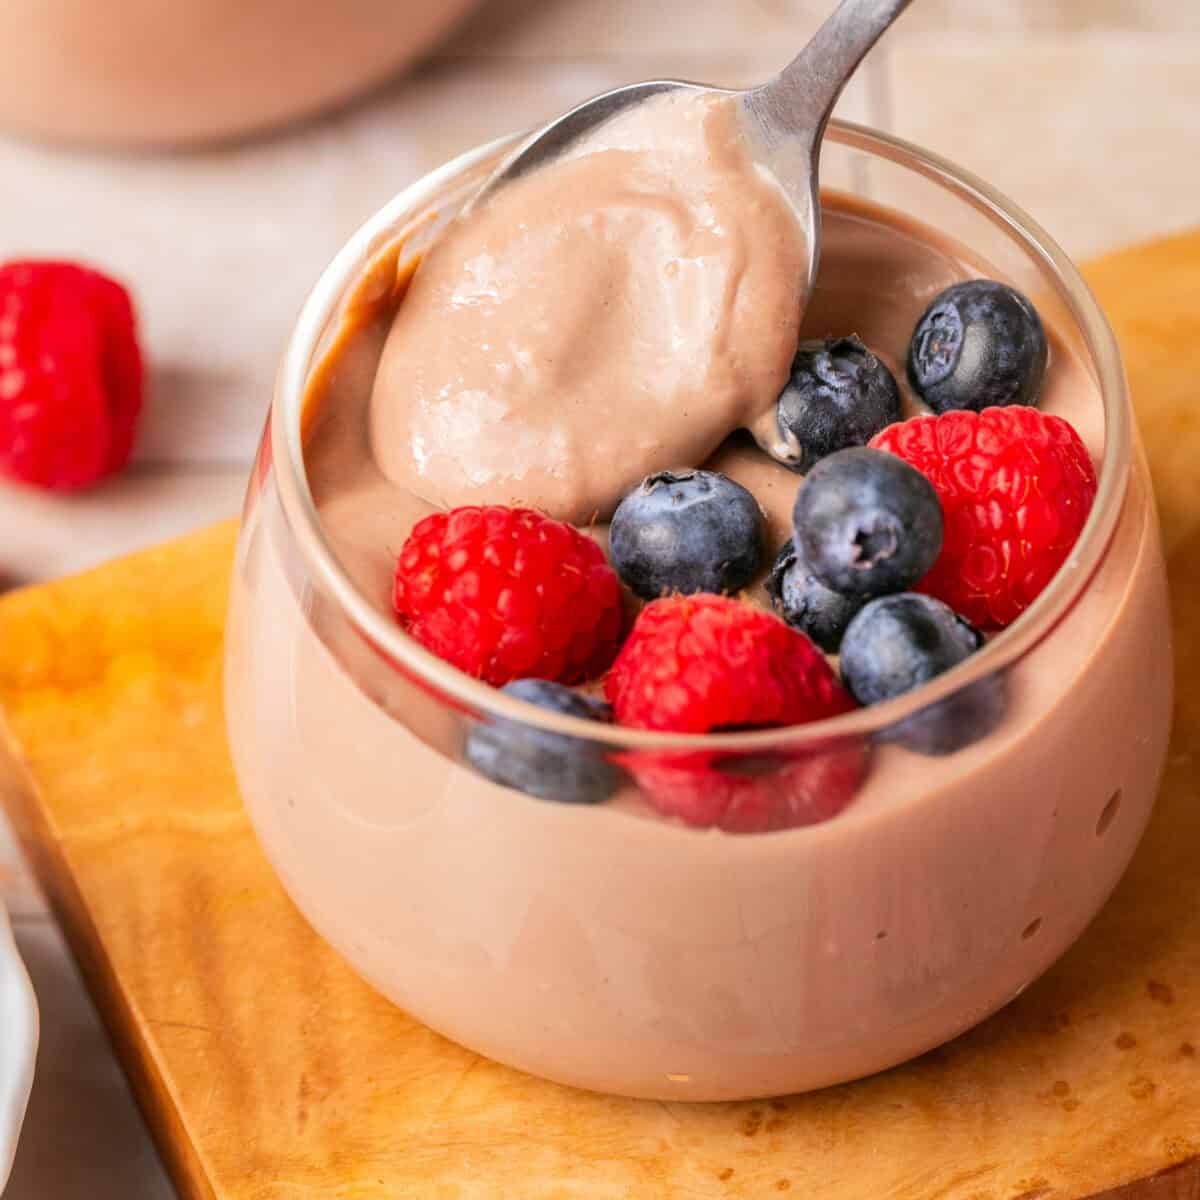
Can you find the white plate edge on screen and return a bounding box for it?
[0,903,37,1194]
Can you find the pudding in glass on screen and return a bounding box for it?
[225,117,1171,1100]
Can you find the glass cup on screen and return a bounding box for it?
[225,122,1172,1101]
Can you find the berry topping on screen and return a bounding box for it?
[0,260,143,491]
[908,279,1047,414]
[792,446,943,598]
[841,593,981,702]
[623,742,867,833]
[762,335,901,471]
[609,469,765,599]
[765,539,866,653]
[465,679,620,804]
[393,505,624,687]
[839,593,1002,755]
[605,593,853,733]
[870,407,1097,629]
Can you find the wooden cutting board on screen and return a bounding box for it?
[2,233,1200,1200]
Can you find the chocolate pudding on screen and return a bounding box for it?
[225,124,1171,1100]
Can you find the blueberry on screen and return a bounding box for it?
[839,593,1004,755]
[465,679,619,804]
[609,469,765,599]
[765,540,865,653]
[762,335,901,472]
[908,280,1048,413]
[792,447,942,597]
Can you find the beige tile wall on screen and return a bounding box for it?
[450,0,1200,261]
[890,0,1200,31]
[886,33,1200,259]
[454,0,1200,55]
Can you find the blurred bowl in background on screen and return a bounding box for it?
[0,0,481,148]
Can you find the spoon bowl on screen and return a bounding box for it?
[472,0,913,303]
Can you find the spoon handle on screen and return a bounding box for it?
[750,0,912,141]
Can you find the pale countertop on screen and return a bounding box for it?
[1,0,1197,1193]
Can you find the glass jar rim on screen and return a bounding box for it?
[270,119,1131,751]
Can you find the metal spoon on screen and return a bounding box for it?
[472,0,912,300]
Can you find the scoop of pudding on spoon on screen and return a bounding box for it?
[369,0,912,524]
[471,0,913,310]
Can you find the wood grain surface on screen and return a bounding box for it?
[1,233,1199,1198]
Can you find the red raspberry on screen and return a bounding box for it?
[0,261,143,490]
[624,743,867,834]
[870,407,1097,630]
[606,593,854,733]
[605,594,862,831]
[393,505,624,687]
